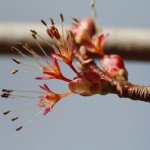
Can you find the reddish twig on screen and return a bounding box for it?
[74,46,150,102]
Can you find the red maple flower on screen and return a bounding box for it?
[71,18,96,44]
[36,55,71,82]
[86,34,109,56]
[52,34,74,65]
[38,84,72,115]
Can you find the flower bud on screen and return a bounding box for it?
[71,18,96,44]
[101,54,128,80]
[69,71,104,96]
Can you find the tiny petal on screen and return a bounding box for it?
[71,18,96,44]
[86,33,108,56]
[43,107,52,115]
[69,77,93,96]
[38,84,72,115]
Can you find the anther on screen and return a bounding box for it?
[50,26,60,40]
[30,29,37,35]
[2,89,13,93]
[1,93,11,98]
[72,17,79,23]
[69,31,74,38]
[41,19,47,26]
[32,34,36,39]
[12,58,21,64]
[11,117,19,122]
[91,0,95,7]
[49,17,55,25]
[12,69,19,74]
[3,110,11,115]
[16,126,23,131]
[60,13,64,22]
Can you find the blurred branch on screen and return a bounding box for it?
[0,23,150,61]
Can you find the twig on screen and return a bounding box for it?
[74,46,150,102]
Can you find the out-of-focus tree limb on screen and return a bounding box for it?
[0,23,150,61]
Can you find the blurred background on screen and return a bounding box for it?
[0,0,150,150]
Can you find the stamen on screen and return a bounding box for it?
[91,0,97,18]
[16,126,23,131]
[15,109,43,131]
[6,94,38,99]
[72,17,79,24]
[2,89,13,93]
[16,41,45,66]
[3,105,38,121]
[12,58,21,64]
[91,0,95,7]
[12,89,43,94]
[49,17,55,25]
[60,13,64,22]
[12,69,39,75]
[68,31,74,39]
[41,19,48,27]
[32,33,50,59]
[20,43,45,66]
[33,32,53,49]
[12,69,19,74]
[3,110,11,115]
[60,13,65,43]
[72,17,91,41]
[12,47,38,66]
[90,0,101,33]
[12,58,40,71]
[30,29,37,35]
[23,43,43,61]
[11,117,19,121]
[1,93,11,98]
[9,105,37,113]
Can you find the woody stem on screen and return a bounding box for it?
[73,46,150,102]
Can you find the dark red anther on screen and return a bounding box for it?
[50,26,60,40]
[46,29,53,38]
[53,29,60,40]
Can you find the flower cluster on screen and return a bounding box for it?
[1,4,128,131]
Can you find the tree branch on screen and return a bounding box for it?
[74,46,150,102]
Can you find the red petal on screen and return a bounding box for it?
[43,107,51,115]
[51,55,61,72]
[98,33,109,47]
[39,84,52,93]
[52,54,69,64]
[85,40,97,49]
[43,72,59,78]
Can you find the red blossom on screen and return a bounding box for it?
[36,55,71,82]
[38,84,72,115]
[71,18,96,44]
[52,34,74,65]
[86,33,109,56]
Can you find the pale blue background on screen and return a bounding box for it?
[0,0,150,150]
